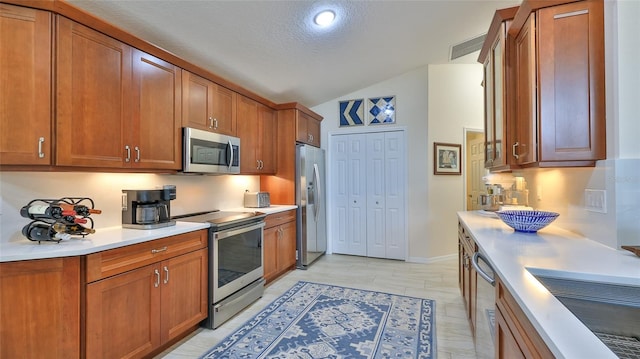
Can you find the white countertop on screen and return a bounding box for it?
[457,211,640,359]
[0,205,297,263]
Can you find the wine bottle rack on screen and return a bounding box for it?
[21,197,98,243]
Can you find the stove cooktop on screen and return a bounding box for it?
[173,210,266,228]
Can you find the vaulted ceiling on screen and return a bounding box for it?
[68,0,520,108]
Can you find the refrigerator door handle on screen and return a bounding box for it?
[313,163,321,220]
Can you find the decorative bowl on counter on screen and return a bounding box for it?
[495,210,559,233]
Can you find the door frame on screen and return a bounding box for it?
[463,127,484,211]
[327,127,408,259]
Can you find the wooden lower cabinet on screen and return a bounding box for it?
[458,221,476,336]
[495,276,554,359]
[263,210,297,283]
[0,257,80,359]
[85,230,208,359]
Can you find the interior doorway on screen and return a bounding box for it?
[465,129,485,211]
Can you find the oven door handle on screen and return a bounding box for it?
[472,252,496,287]
[213,221,265,241]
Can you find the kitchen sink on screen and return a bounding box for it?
[531,273,640,359]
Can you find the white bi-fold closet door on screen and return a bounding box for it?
[330,130,407,260]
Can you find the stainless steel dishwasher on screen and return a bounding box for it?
[472,249,497,359]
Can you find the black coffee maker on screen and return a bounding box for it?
[122,185,176,229]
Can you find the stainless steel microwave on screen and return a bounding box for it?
[183,127,240,174]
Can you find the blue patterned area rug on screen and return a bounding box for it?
[199,281,436,359]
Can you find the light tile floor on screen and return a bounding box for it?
[156,254,476,359]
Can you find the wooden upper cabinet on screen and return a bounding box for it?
[512,0,605,167]
[478,7,518,171]
[56,17,182,170]
[237,95,276,174]
[131,49,182,170]
[514,13,537,166]
[0,257,81,359]
[537,0,605,164]
[0,4,53,165]
[182,70,237,136]
[56,16,132,168]
[296,111,321,147]
[258,103,277,173]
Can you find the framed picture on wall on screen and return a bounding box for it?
[434,142,462,175]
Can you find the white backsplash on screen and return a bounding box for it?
[516,158,640,249]
[0,172,259,243]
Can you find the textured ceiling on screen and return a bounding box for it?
[67,0,520,108]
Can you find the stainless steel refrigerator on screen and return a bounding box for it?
[296,143,327,269]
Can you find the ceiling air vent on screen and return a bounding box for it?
[450,34,486,61]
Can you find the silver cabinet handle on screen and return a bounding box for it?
[154,269,160,287]
[512,142,520,160]
[151,246,167,254]
[125,145,131,162]
[163,266,169,284]
[260,160,264,169]
[134,146,140,162]
[256,160,260,169]
[209,117,214,129]
[37,137,45,158]
[213,118,218,129]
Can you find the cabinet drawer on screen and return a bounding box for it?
[85,229,208,282]
[264,209,296,229]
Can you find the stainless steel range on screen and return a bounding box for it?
[174,210,266,329]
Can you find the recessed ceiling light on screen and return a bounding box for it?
[314,10,335,26]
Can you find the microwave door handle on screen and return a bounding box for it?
[227,140,233,171]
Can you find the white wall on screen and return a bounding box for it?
[0,172,259,242]
[426,65,485,258]
[312,64,484,261]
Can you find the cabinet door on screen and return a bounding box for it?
[483,57,496,168]
[56,17,132,167]
[491,23,506,168]
[237,95,260,173]
[295,112,309,143]
[495,307,526,359]
[0,257,80,359]
[278,220,297,272]
[537,0,605,163]
[306,116,321,147]
[182,70,236,136]
[211,84,236,135]
[160,248,208,343]
[258,103,277,174]
[182,70,212,131]
[86,264,161,359]
[0,4,52,165]
[131,49,181,170]
[296,112,320,146]
[513,14,537,165]
[262,225,279,282]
